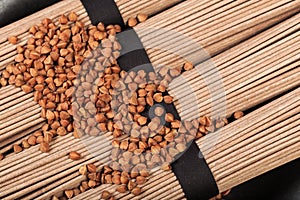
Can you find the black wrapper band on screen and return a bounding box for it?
[80,0,125,28]
[117,28,154,73]
[172,142,219,200]
[117,28,219,200]
[0,0,60,28]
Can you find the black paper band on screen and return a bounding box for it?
[172,142,219,200]
[117,51,154,73]
[80,0,125,28]
[117,29,154,73]
[0,0,60,28]
[117,28,219,200]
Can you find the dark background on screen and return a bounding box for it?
[0,0,299,199]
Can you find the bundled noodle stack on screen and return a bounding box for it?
[169,13,300,120]
[136,0,300,69]
[0,0,299,199]
[197,87,300,193]
[1,0,298,157]
[1,86,296,200]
